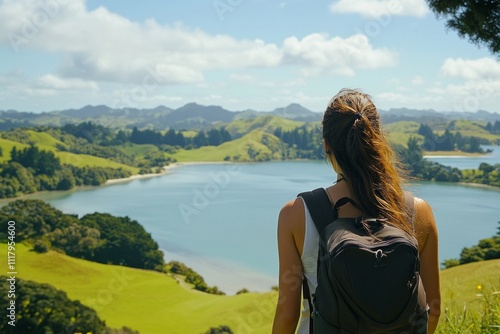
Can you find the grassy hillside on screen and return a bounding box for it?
[0,129,139,173]
[0,138,29,163]
[172,129,283,162]
[225,115,303,139]
[56,152,139,172]
[440,259,500,310]
[444,120,500,142]
[383,121,422,148]
[2,242,499,333]
[3,243,275,333]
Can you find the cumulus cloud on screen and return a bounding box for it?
[0,0,282,85]
[38,74,98,90]
[329,0,429,18]
[282,33,397,76]
[0,0,399,88]
[441,57,500,80]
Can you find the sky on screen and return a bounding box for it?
[0,0,499,114]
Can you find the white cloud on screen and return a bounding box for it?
[229,74,255,82]
[0,0,400,89]
[282,33,397,76]
[0,0,282,85]
[38,74,98,90]
[441,57,500,80]
[411,76,425,85]
[329,0,429,18]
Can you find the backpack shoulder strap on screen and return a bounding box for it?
[297,187,334,235]
[297,187,334,333]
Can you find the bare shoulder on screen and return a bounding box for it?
[278,197,305,232]
[413,196,438,250]
[414,197,436,225]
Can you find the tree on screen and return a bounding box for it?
[0,277,107,334]
[0,199,78,241]
[426,0,500,55]
[80,213,165,270]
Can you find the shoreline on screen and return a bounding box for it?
[423,150,491,158]
[103,161,235,185]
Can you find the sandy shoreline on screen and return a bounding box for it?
[103,161,232,185]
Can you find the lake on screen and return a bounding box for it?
[23,150,500,294]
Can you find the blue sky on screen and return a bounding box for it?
[0,0,499,113]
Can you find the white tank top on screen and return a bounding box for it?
[297,197,319,333]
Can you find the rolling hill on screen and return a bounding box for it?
[2,242,498,333]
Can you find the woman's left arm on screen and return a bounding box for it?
[272,199,304,334]
[415,198,441,334]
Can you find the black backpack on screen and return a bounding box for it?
[299,188,429,334]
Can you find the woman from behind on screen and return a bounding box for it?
[272,88,441,333]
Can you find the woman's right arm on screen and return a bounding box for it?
[272,199,304,334]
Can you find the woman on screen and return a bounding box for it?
[272,89,441,333]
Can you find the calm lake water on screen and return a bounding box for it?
[19,149,500,294]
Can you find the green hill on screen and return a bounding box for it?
[172,129,283,162]
[440,258,500,309]
[4,243,275,333]
[444,120,500,142]
[384,121,424,147]
[0,129,139,173]
[225,115,303,139]
[2,242,499,333]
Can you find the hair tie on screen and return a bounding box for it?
[355,112,362,119]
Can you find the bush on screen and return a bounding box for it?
[0,276,107,334]
[204,325,233,334]
[236,288,249,295]
[33,239,49,253]
[441,259,460,269]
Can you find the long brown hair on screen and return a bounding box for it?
[322,88,411,234]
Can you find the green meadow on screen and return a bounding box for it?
[4,243,275,333]
[3,242,499,333]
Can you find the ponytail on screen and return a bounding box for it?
[322,89,410,234]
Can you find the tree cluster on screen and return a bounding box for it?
[397,137,500,187]
[131,127,232,148]
[418,124,486,153]
[62,121,114,144]
[0,276,139,334]
[426,0,500,55]
[167,261,225,295]
[0,200,164,272]
[0,145,131,198]
[485,121,500,135]
[274,126,323,159]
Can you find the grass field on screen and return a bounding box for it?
[24,129,68,151]
[3,243,275,333]
[2,242,499,333]
[225,115,303,139]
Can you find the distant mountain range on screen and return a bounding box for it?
[0,103,499,131]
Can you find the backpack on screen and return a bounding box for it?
[298,188,429,334]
